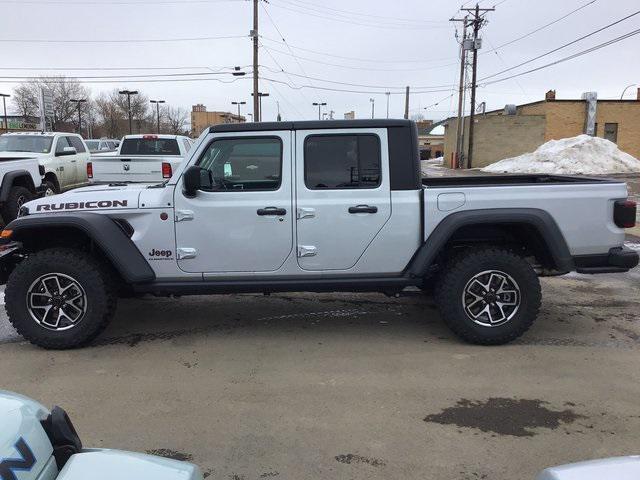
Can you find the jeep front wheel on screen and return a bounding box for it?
[434,248,541,345]
[5,248,117,349]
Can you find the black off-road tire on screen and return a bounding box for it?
[434,248,541,345]
[1,185,33,223]
[5,248,117,349]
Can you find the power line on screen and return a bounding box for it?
[483,0,597,54]
[480,9,640,81]
[261,44,458,72]
[260,2,314,104]
[259,65,456,90]
[260,76,454,95]
[0,71,247,80]
[0,65,246,71]
[265,0,450,30]
[0,34,246,44]
[0,0,241,4]
[272,0,447,25]
[259,35,459,65]
[0,76,250,84]
[482,27,640,86]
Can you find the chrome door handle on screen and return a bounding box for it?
[348,205,378,214]
[257,207,286,216]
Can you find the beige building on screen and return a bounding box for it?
[444,88,640,168]
[416,120,444,160]
[191,104,245,137]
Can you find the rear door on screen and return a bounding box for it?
[295,128,391,271]
[67,135,89,185]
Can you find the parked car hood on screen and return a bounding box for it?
[23,184,146,214]
[0,151,46,160]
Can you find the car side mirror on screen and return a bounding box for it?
[57,146,77,157]
[182,165,212,198]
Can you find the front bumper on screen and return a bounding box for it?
[573,246,639,274]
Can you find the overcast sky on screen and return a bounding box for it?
[1,0,639,124]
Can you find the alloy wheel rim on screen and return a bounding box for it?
[462,270,521,327]
[44,188,55,196]
[16,195,26,208]
[26,273,87,331]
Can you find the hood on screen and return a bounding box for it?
[0,151,46,160]
[24,184,145,215]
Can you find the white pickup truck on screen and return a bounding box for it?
[0,132,90,196]
[88,134,192,183]
[0,120,637,349]
[0,155,43,222]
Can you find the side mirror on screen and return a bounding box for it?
[57,146,77,157]
[182,165,212,198]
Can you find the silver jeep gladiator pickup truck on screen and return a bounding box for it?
[0,119,637,349]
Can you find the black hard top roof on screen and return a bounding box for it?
[209,119,414,133]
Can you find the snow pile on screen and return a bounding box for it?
[482,135,640,175]
[421,157,444,176]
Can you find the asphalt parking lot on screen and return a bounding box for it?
[0,255,639,480]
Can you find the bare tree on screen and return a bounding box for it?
[95,91,125,138]
[164,106,189,135]
[11,76,90,130]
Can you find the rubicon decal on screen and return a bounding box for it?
[0,438,36,480]
[36,200,128,211]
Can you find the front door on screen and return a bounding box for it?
[174,131,293,273]
[295,128,391,271]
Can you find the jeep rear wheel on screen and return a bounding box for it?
[5,248,117,349]
[434,248,541,345]
[1,185,32,223]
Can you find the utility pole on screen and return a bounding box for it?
[404,87,410,119]
[385,92,390,118]
[450,15,469,169]
[119,90,138,134]
[461,3,494,168]
[232,100,246,119]
[70,99,87,136]
[150,99,165,133]
[0,93,9,132]
[313,101,326,120]
[369,98,375,119]
[276,101,282,121]
[252,0,260,122]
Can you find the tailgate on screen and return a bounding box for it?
[90,155,183,183]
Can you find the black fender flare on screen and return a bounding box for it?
[0,170,37,202]
[6,212,156,284]
[405,208,574,277]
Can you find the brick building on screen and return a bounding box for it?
[444,88,640,168]
[190,104,245,137]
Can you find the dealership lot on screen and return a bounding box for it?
[0,259,639,480]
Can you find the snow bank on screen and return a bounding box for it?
[482,135,640,175]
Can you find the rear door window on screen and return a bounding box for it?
[304,134,381,189]
[120,137,180,155]
[68,136,86,153]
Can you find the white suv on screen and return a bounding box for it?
[0,132,90,195]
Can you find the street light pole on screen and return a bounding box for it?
[385,92,390,118]
[312,102,326,120]
[150,100,165,134]
[370,98,375,119]
[251,93,269,121]
[232,101,246,119]
[70,99,87,136]
[119,90,138,134]
[0,93,9,132]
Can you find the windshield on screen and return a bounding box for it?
[120,138,180,156]
[0,135,53,153]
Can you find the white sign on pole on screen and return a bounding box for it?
[39,87,54,131]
